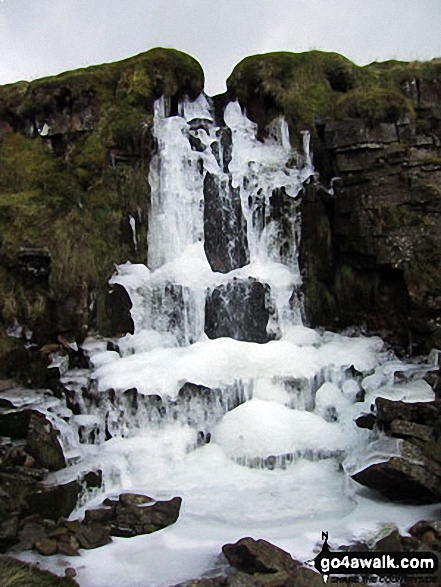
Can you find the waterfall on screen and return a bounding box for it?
[55,94,437,587]
[90,93,434,458]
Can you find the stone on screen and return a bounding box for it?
[111,493,182,537]
[351,454,441,502]
[355,413,376,430]
[205,279,272,343]
[64,519,81,533]
[372,528,403,552]
[84,506,114,525]
[75,521,112,550]
[17,247,51,280]
[222,537,294,574]
[390,419,436,442]
[221,538,324,586]
[65,567,77,579]
[26,411,66,471]
[0,408,35,439]
[47,525,70,540]
[375,398,439,429]
[57,540,80,556]
[27,480,78,521]
[408,520,441,540]
[35,538,57,556]
[14,519,47,551]
[106,283,135,338]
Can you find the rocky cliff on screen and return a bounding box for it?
[0,49,440,375]
[0,48,203,379]
[227,51,441,352]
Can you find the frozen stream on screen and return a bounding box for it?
[18,94,439,586]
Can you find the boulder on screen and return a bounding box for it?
[221,538,325,586]
[375,397,440,429]
[222,537,296,575]
[80,492,182,540]
[111,493,182,537]
[75,521,111,550]
[205,279,272,343]
[352,454,441,502]
[26,411,66,471]
[34,538,57,556]
[355,413,376,430]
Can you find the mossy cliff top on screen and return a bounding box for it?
[227,50,441,138]
[0,48,203,358]
[0,48,203,129]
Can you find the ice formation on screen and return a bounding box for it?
[20,94,438,586]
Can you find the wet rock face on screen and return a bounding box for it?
[352,398,441,502]
[26,411,66,471]
[203,171,249,273]
[0,393,104,549]
[106,283,135,337]
[0,48,203,347]
[0,408,65,471]
[301,114,441,352]
[205,279,272,343]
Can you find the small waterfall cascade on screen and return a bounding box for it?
[78,93,435,468]
[48,93,437,586]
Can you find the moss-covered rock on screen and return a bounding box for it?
[227,50,441,142]
[0,48,203,352]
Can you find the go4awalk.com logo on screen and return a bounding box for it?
[311,533,438,584]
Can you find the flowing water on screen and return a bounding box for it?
[17,94,438,585]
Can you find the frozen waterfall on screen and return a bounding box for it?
[39,94,437,587]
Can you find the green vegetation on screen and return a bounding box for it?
[0,558,77,587]
[227,51,441,140]
[0,48,203,344]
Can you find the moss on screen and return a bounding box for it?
[0,557,78,586]
[227,50,440,141]
[102,105,151,153]
[336,87,411,124]
[0,47,198,340]
[1,47,203,131]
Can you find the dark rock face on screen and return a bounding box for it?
[228,51,441,353]
[0,408,65,471]
[17,247,51,281]
[75,521,112,550]
[205,279,272,343]
[105,283,135,337]
[0,398,103,549]
[301,114,441,352]
[352,454,441,501]
[203,173,249,273]
[352,398,441,502]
